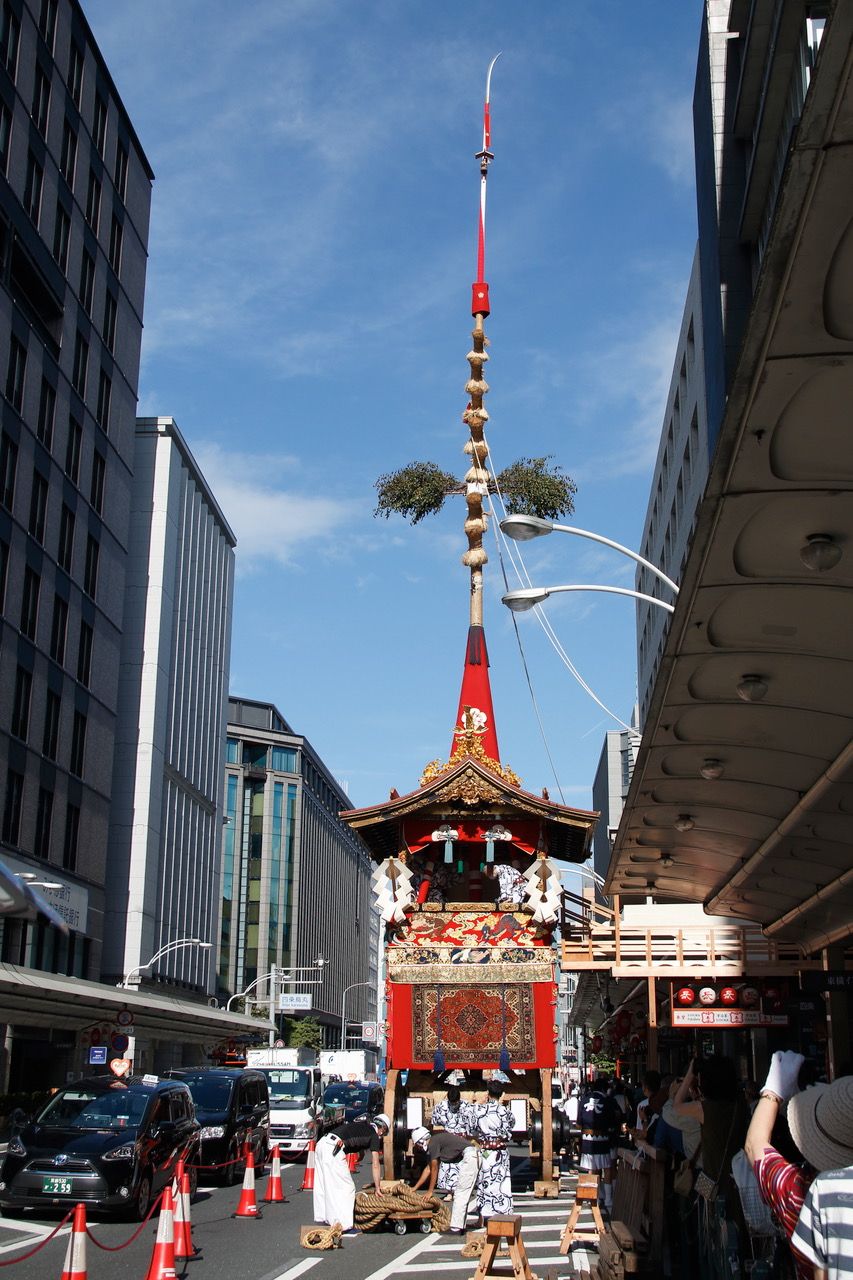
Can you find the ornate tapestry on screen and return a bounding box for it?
[387,945,552,985]
[392,911,545,948]
[412,983,536,1063]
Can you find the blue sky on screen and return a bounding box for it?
[85,0,702,811]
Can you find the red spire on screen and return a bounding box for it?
[450,625,500,761]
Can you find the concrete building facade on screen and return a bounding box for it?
[103,417,235,997]
[590,722,640,888]
[220,698,378,1046]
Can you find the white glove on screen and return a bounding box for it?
[763,1050,804,1103]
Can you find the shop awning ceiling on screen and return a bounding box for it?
[0,963,260,1044]
[605,7,853,955]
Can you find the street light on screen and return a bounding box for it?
[500,515,680,597]
[501,584,676,614]
[340,981,372,1052]
[119,938,212,988]
[227,957,328,1046]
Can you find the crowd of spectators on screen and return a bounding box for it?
[558,1052,853,1279]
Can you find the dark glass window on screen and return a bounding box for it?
[24,151,43,224]
[57,502,74,571]
[65,418,82,483]
[108,215,122,275]
[49,592,67,662]
[68,41,83,108]
[5,337,26,412]
[0,100,11,175]
[95,369,110,430]
[20,566,39,639]
[114,141,128,199]
[0,538,7,609]
[62,802,79,871]
[102,290,117,351]
[11,665,31,739]
[70,710,86,777]
[72,331,88,397]
[2,770,23,846]
[34,787,53,859]
[38,0,57,50]
[1,431,17,507]
[79,248,94,313]
[42,688,60,759]
[77,619,92,686]
[37,377,56,449]
[0,2,19,78]
[85,168,100,232]
[32,66,50,136]
[93,93,106,156]
[28,470,47,541]
[53,202,70,272]
[84,534,99,598]
[60,118,77,187]
[90,451,105,513]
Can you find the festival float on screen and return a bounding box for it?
[341,59,598,1194]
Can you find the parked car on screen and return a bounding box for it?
[165,1068,269,1183]
[0,1075,199,1220]
[321,1081,385,1125]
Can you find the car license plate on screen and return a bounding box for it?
[42,1175,73,1195]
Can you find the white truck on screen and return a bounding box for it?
[246,1048,325,1160]
[319,1049,378,1084]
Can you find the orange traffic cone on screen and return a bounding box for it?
[174,1170,199,1259]
[299,1139,316,1192]
[170,1158,184,1199]
[232,1148,261,1219]
[264,1145,286,1203]
[61,1203,87,1280]
[145,1187,177,1280]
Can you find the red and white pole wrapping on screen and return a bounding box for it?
[472,53,500,318]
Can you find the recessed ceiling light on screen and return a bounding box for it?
[700,758,724,780]
[674,814,694,832]
[737,674,768,703]
[799,533,842,573]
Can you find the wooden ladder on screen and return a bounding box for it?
[559,1173,606,1253]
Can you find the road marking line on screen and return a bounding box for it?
[362,1228,443,1280]
[398,1255,572,1272]
[265,1259,323,1280]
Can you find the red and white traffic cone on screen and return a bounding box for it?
[299,1139,316,1192]
[264,1144,286,1203]
[232,1148,261,1218]
[60,1203,87,1280]
[170,1158,184,1199]
[174,1169,200,1259]
[144,1187,177,1280]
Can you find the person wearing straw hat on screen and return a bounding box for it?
[790,1076,853,1280]
[745,1051,853,1280]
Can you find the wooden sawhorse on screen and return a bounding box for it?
[559,1172,606,1253]
[473,1215,535,1280]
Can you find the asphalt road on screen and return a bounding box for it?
[0,1151,592,1280]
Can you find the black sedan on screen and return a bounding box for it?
[0,1075,199,1219]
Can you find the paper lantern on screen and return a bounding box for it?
[741,986,759,1007]
[592,1035,603,1053]
[720,986,738,1006]
[676,987,696,1006]
[698,986,717,1006]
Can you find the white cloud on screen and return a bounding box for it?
[192,442,357,571]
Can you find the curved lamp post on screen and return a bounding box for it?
[501,584,676,614]
[120,937,212,988]
[340,981,373,1051]
[499,515,680,597]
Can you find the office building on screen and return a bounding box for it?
[635,4,827,723]
[590,720,640,887]
[0,0,153,979]
[220,698,378,1045]
[103,417,236,997]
